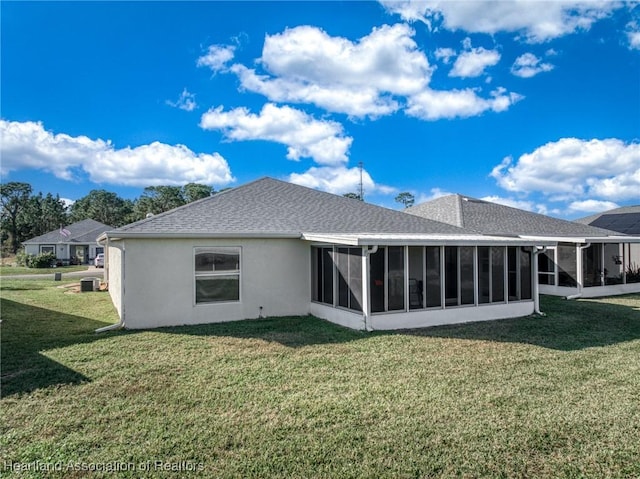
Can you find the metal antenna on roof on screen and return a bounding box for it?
[358,161,364,201]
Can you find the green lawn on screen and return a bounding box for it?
[1,280,639,478]
[0,265,90,276]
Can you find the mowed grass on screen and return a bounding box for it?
[0,265,89,276]
[1,280,639,478]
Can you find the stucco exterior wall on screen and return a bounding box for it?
[368,301,535,330]
[107,242,124,319]
[540,283,640,297]
[24,244,39,256]
[119,237,310,329]
[309,302,365,330]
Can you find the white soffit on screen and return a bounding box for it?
[301,233,555,246]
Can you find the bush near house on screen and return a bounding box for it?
[1,280,639,479]
[15,251,56,268]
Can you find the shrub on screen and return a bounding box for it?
[15,251,56,268]
[627,263,640,284]
[15,251,30,267]
[29,252,56,268]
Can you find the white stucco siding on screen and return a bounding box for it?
[120,237,311,329]
[368,301,535,330]
[309,302,365,330]
[107,242,124,319]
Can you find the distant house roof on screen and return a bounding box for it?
[106,178,476,239]
[23,219,113,244]
[575,205,640,235]
[406,194,624,239]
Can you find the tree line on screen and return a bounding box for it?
[0,182,216,254]
[1,180,417,255]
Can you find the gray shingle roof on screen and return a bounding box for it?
[24,219,113,244]
[112,177,470,236]
[406,194,623,238]
[575,205,640,235]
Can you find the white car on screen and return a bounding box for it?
[94,253,104,268]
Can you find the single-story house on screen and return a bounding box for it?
[23,219,112,265]
[98,178,554,331]
[575,205,640,235]
[406,194,640,298]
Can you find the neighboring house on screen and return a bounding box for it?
[98,178,553,331]
[575,205,640,235]
[406,194,640,298]
[23,219,112,265]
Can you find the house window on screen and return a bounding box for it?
[194,247,240,303]
[40,245,55,254]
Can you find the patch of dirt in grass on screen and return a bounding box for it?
[58,283,81,294]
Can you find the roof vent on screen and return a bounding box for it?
[146,213,154,218]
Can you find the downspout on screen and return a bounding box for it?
[532,246,547,315]
[362,245,379,331]
[566,243,591,300]
[95,235,125,333]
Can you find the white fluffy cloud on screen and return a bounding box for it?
[289,165,375,195]
[380,0,617,42]
[449,39,500,78]
[511,53,554,78]
[203,24,519,120]
[491,138,640,201]
[227,24,432,118]
[406,87,523,120]
[0,120,234,187]
[200,103,352,166]
[197,44,236,72]
[434,47,456,64]
[166,88,197,111]
[567,199,620,214]
[480,195,540,213]
[626,21,640,50]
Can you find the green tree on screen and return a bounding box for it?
[20,192,68,239]
[1,182,33,253]
[183,183,214,203]
[343,192,363,201]
[395,192,415,209]
[69,189,133,227]
[133,186,186,220]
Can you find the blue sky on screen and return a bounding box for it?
[1,1,639,218]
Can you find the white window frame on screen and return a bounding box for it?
[194,246,241,305]
[40,245,55,254]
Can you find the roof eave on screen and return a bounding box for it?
[101,231,302,241]
[519,235,640,243]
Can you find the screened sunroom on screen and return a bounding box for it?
[306,234,551,331]
[536,239,640,298]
